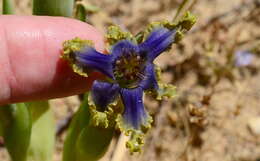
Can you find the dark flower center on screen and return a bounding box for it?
[113,53,146,88]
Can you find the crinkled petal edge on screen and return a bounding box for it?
[62,37,94,77]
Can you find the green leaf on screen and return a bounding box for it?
[74,2,100,22]
[26,101,55,161]
[76,126,114,161]
[32,0,74,17]
[75,2,87,22]
[63,94,91,161]
[0,103,32,161]
[63,94,114,161]
[2,0,15,14]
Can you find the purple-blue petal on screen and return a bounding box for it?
[235,50,254,67]
[139,27,176,62]
[111,40,140,61]
[75,46,114,78]
[120,87,148,129]
[139,63,158,90]
[91,80,120,111]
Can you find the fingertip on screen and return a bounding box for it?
[53,16,105,52]
[0,16,105,103]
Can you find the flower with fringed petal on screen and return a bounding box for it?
[62,12,196,153]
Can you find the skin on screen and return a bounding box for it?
[0,15,105,105]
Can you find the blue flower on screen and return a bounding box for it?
[235,50,254,67]
[74,27,176,131]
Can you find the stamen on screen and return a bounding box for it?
[113,53,145,88]
[116,60,121,65]
[137,73,145,80]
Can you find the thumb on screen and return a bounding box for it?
[0,15,104,105]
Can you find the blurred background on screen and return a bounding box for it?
[0,0,260,161]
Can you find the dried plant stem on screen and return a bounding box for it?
[110,134,128,161]
[191,1,254,33]
[173,0,195,22]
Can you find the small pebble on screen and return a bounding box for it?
[247,117,260,135]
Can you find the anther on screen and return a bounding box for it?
[116,60,121,65]
[136,55,141,60]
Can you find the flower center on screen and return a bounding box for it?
[113,53,145,88]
